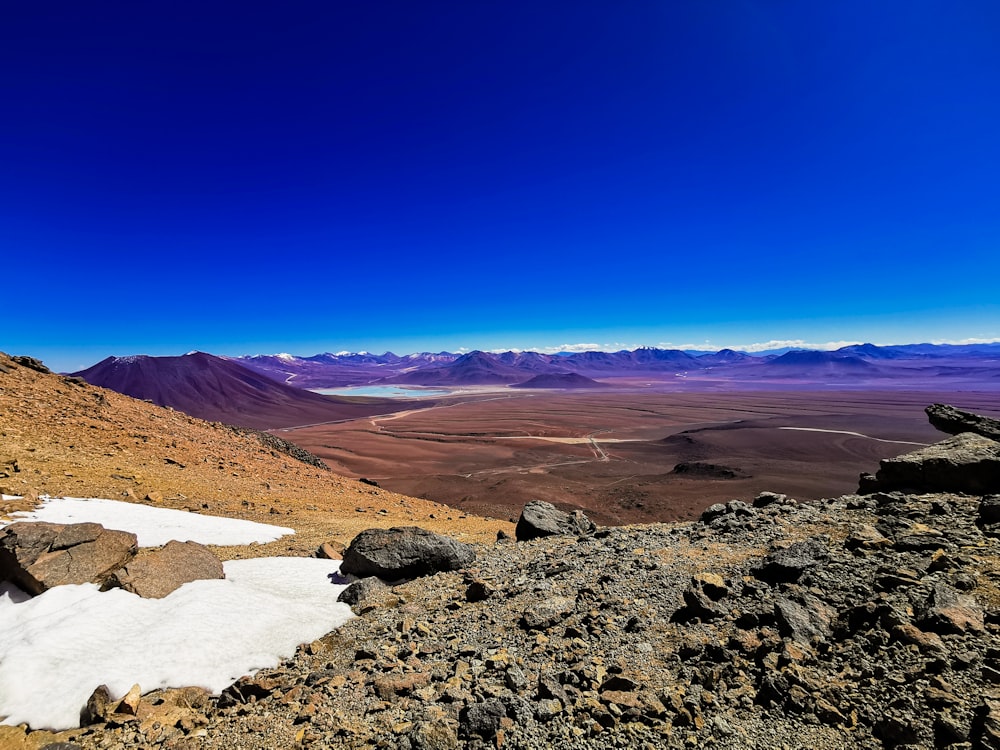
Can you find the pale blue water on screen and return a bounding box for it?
[311,385,454,399]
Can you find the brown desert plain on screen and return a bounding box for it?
[282,387,1000,525]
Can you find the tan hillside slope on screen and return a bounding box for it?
[0,353,510,557]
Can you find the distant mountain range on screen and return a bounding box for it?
[69,343,1000,429]
[232,343,1000,389]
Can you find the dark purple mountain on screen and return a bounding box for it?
[510,373,608,389]
[387,351,527,385]
[752,350,882,378]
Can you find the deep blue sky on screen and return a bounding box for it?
[3,1,999,371]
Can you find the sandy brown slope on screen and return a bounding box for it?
[0,352,511,559]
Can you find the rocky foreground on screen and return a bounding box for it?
[8,405,1000,750]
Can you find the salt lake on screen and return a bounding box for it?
[310,385,456,399]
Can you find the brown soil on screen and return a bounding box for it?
[0,353,511,559]
[284,389,1000,525]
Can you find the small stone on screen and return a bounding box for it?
[316,542,343,560]
[754,537,827,583]
[373,672,431,700]
[522,596,575,630]
[692,572,728,599]
[845,524,892,550]
[115,683,143,716]
[774,595,834,645]
[459,699,506,739]
[535,698,562,721]
[81,685,113,725]
[919,583,985,634]
[338,577,391,608]
[893,623,947,654]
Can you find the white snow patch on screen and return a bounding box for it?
[5,496,293,547]
[113,355,145,365]
[0,557,353,730]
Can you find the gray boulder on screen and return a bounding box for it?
[514,500,596,541]
[0,522,137,595]
[108,540,224,598]
[926,403,1000,441]
[860,432,1000,495]
[340,526,475,579]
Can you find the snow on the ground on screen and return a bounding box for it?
[0,495,350,731]
[5,496,293,546]
[0,557,353,731]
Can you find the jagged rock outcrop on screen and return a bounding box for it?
[926,402,1000,441]
[10,355,50,373]
[340,527,476,579]
[0,522,137,595]
[859,432,1000,495]
[108,540,224,598]
[514,500,596,541]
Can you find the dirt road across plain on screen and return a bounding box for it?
[285,389,1000,525]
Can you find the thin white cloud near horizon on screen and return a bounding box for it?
[473,336,1000,356]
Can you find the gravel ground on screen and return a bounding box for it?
[46,486,1000,750]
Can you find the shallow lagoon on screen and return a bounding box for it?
[311,385,455,399]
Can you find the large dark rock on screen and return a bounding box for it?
[859,433,1000,496]
[926,403,1000,441]
[0,522,137,595]
[108,540,224,598]
[340,527,475,580]
[514,500,596,541]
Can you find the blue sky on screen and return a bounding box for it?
[3,1,999,372]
